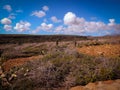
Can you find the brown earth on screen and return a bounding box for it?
[77,44,120,58]
[2,55,43,72]
[70,79,120,90]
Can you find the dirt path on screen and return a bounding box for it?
[70,79,120,90]
[2,55,43,72]
[77,44,120,58]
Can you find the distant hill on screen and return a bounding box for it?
[0,34,88,44]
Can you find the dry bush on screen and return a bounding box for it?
[0,44,48,64]
[4,49,120,90]
[22,44,48,55]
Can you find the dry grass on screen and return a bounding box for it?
[77,44,120,58]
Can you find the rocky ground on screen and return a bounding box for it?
[0,66,11,89]
[70,79,120,90]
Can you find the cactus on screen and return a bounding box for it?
[74,41,77,47]
[56,40,59,46]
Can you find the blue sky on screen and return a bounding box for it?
[0,0,120,36]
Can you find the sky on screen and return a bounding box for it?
[0,0,120,36]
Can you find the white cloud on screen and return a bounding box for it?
[32,23,53,34]
[1,18,12,24]
[108,19,115,26]
[64,12,77,25]
[8,13,16,19]
[42,6,49,11]
[109,19,115,23]
[41,23,53,30]
[16,10,23,13]
[4,25,12,31]
[55,25,63,31]
[62,12,120,35]
[64,12,85,25]
[31,26,40,34]
[31,10,46,18]
[54,25,64,34]
[14,21,31,32]
[31,6,48,18]
[3,5,12,12]
[51,16,61,23]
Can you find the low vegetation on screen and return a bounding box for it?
[1,48,119,90]
[0,34,88,44]
[0,34,120,90]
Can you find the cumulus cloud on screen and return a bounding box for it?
[62,12,120,35]
[31,6,48,18]
[8,13,16,19]
[55,25,63,31]
[51,16,61,23]
[1,18,12,24]
[108,19,115,26]
[32,23,53,34]
[4,25,12,31]
[54,25,64,34]
[41,23,53,30]
[42,6,49,11]
[14,21,31,32]
[3,5,12,12]
[31,10,46,18]
[64,12,78,25]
